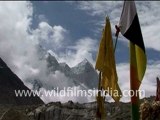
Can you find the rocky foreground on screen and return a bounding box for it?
[0,96,160,120]
[0,101,130,120]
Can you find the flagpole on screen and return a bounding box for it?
[97,72,105,120]
[114,36,119,53]
[130,42,140,120]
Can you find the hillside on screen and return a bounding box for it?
[0,58,43,105]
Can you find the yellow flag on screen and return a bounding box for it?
[95,17,122,102]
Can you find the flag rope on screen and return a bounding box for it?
[114,25,120,53]
[114,35,119,53]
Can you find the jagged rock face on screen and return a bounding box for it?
[71,59,98,88]
[140,100,160,120]
[32,79,43,91]
[33,101,97,120]
[30,101,132,120]
[59,63,74,77]
[1,108,29,120]
[46,53,60,72]
[0,97,157,120]
[0,58,43,105]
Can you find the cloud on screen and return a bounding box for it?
[0,2,60,91]
[56,37,98,67]
[0,1,71,92]
[76,1,122,17]
[0,1,37,78]
[116,62,160,102]
[38,14,48,23]
[76,1,160,51]
[75,1,122,28]
[32,21,68,51]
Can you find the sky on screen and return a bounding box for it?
[0,1,160,103]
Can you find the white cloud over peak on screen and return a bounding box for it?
[32,21,97,67]
[57,37,97,67]
[32,21,68,50]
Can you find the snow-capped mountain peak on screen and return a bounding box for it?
[46,53,59,72]
[78,58,90,66]
[29,50,98,90]
[71,58,94,74]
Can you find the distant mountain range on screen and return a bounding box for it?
[27,46,98,91]
[46,52,98,88]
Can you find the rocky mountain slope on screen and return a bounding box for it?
[71,58,98,89]
[0,57,43,105]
